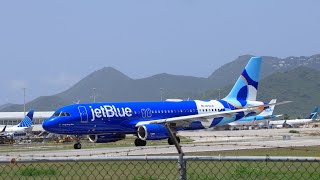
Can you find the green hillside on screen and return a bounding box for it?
[201,67,320,118]
[2,54,320,112]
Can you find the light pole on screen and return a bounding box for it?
[92,88,96,103]
[160,88,164,101]
[23,87,26,116]
[218,89,221,100]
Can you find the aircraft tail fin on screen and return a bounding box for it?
[223,56,262,102]
[17,110,34,128]
[308,106,318,120]
[258,99,277,116]
[1,125,6,133]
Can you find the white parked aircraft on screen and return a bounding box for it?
[0,110,34,139]
[228,99,282,127]
[268,106,318,128]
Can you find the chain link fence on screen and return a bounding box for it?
[0,156,320,179]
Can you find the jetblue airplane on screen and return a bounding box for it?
[269,106,318,128]
[1,110,34,139]
[228,99,282,127]
[42,57,290,149]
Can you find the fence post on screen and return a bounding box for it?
[178,153,187,180]
[165,123,187,180]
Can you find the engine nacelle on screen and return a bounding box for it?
[88,133,125,143]
[137,124,169,140]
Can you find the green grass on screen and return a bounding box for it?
[0,136,193,153]
[185,146,320,157]
[1,160,319,179]
[1,145,320,179]
[18,167,56,176]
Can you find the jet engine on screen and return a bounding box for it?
[88,133,126,143]
[137,124,169,140]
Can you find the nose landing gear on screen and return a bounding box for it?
[74,135,82,149]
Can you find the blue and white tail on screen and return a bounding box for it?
[1,125,6,133]
[17,110,34,128]
[258,99,276,116]
[223,57,262,102]
[307,106,318,120]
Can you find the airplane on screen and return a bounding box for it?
[0,110,34,140]
[268,106,318,128]
[228,99,282,128]
[42,56,291,149]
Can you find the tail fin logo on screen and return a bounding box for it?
[224,57,262,105]
[309,106,318,120]
[17,110,34,128]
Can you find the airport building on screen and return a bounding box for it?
[0,111,53,125]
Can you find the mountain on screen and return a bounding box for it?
[201,67,320,118]
[209,54,320,88]
[1,67,213,111]
[0,103,14,110]
[2,54,320,113]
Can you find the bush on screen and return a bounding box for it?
[289,130,300,133]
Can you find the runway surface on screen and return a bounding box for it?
[1,127,320,160]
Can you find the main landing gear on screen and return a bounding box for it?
[134,136,181,146]
[135,138,146,146]
[74,135,82,149]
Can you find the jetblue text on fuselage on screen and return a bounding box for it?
[89,105,133,121]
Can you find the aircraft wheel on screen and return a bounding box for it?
[168,138,174,145]
[74,143,82,149]
[135,139,146,146]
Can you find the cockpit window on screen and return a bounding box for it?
[53,111,71,117]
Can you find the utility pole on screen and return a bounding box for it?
[23,87,26,116]
[92,88,96,103]
[160,88,164,101]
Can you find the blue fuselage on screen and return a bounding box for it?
[42,100,252,135]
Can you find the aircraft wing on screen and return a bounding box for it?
[136,101,291,127]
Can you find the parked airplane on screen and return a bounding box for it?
[228,99,282,128]
[269,106,318,128]
[0,110,34,140]
[42,57,290,149]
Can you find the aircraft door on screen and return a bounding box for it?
[78,106,88,123]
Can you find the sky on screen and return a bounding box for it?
[0,1,319,105]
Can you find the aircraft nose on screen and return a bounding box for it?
[42,119,55,132]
